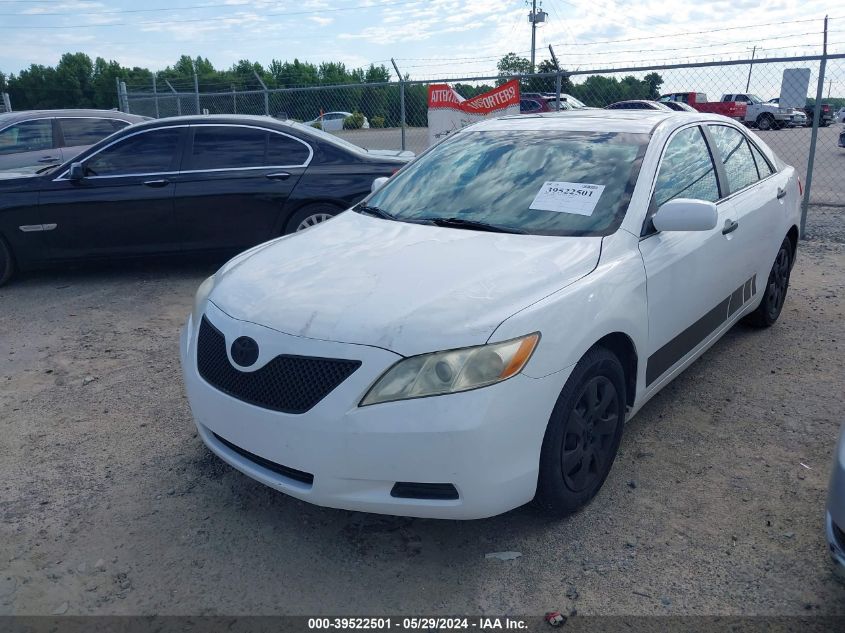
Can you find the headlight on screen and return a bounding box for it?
[360,333,540,406]
[192,275,216,323]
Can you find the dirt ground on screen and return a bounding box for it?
[1,208,844,617]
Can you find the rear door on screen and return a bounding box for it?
[171,124,310,251]
[0,118,61,171]
[705,123,786,293]
[40,125,184,259]
[638,124,751,392]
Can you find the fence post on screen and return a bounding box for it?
[555,72,562,111]
[119,81,129,113]
[193,72,200,115]
[2,92,11,112]
[115,77,123,112]
[253,70,269,116]
[232,86,237,114]
[152,75,160,119]
[165,80,181,116]
[391,58,406,151]
[801,16,828,238]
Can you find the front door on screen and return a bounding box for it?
[40,125,185,260]
[171,124,308,251]
[638,124,750,392]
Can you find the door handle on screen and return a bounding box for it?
[143,179,170,188]
[722,219,739,235]
[777,187,787,199]
[265,172,291,181]
[38,156,59,163]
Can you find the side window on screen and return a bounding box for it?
[0,120,53,155]
[708,125,760,193]
[267,133,310,166]
[110,120,130,132]
[59,118,119,146]
[652,126,720,211]
[187,126,267,170]
[749,142,775,177]
[84,127,180,176]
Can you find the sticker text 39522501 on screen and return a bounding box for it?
[529,181,605,216]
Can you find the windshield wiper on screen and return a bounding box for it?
[355,204,396,220]
[416,217,527,234]
[34,164,60,175]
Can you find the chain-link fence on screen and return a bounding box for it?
[124,54,845,210]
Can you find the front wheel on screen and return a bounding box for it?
[744,237,793,328]
[757,114,774,131]
[534,347,626,517]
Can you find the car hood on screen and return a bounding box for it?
[209,212,602,357]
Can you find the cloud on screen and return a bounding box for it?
[309,16,334,26]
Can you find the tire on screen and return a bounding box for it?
[0,236,14,287]
[284,203,342,234]
[534,346,627,517]
[744,237,793,328]
[757,114,774,131]
[772,121,786,131]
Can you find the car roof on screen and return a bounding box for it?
[469,109,724,134]
[125,114,303,131]
[0,109,146,124]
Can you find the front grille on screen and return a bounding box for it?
[213,432,314,485]
[197,316,361,414]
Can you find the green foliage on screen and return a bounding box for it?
[370,115,386,128]
[343,112,366,129]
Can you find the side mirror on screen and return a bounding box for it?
[371,176,389,193]
[652,198,718,232]
[68,162,85,181]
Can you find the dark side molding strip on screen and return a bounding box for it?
[646,274,757,386]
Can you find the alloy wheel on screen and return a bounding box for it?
[296,213,334,231]
[561,376,620,493]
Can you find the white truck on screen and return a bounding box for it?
[720,93,797,130]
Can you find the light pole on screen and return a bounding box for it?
[745,45,757,92]
[528,1,548,73]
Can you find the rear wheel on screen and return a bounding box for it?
[285,203,342,234]
[534,347,626,517]
[0,236,14,287]
[744,237,793,328]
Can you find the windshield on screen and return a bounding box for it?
[748,94,763,103]
[364,130,648,237]
[562,94,588,109]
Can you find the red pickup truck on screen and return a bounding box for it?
[658,92,747,121]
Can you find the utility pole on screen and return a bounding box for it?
[528,1,547,73]
[745,45,756,92]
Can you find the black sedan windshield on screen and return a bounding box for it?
[364,130,648,236]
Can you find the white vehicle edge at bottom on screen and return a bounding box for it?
[180,111,801,519]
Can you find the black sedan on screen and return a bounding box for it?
[0,115,412,285]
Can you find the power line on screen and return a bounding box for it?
[0,0,421,27]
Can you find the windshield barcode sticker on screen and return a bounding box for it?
[529,181,605,216]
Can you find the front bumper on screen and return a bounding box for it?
[180,304,568,519]
[827,425,845,578]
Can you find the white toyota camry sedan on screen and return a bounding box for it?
[180,110,801,519]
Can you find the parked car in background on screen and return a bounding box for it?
[838,127,845,148]
[661,101,697,113]
[0,109,147,172]
[828,424,845,580]
[835,107,845,123]
[181,109,800,520]
[0,115,411,286]
[659,92,747,121]
[306,111,370,132]
[606,100,673,111]
[520,97,552,113]
[523,93,592,112]
[767,98,831,127]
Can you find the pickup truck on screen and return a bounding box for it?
[767,98,832,127]
[658,92,746,121]
[660,92,798,130]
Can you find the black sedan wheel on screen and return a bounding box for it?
[535,346,626,516]
[0,236,14,287]
[745,237,793,328]
[286,203,342,234]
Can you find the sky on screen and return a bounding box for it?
[1,0,843,96]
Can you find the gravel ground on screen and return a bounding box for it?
[1,209,844,617]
